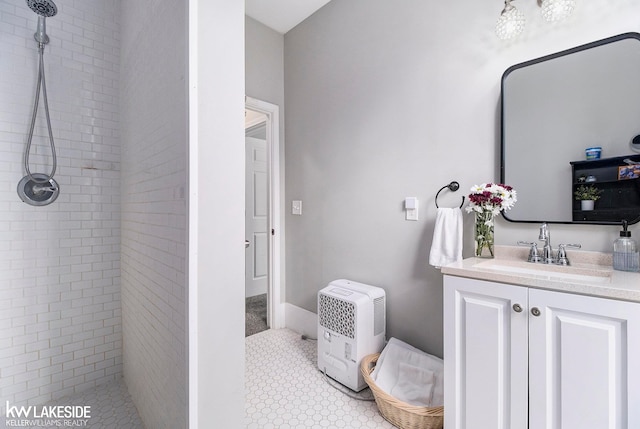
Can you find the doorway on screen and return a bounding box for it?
[244,97,283,335]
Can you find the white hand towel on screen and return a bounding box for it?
[429,207,463,268]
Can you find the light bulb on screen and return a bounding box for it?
[541,0,575,22]
[496,1,526,40]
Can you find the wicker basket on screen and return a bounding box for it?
[360,353,444,429]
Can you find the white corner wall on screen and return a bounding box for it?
[0,0,122,413]
[120,1,188,428]
[190,0,246,428]
[283,0,640,357]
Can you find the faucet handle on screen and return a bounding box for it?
[556,244,581,266]
[538,223,549,241]
[518,241,542,263]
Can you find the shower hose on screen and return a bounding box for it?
[25,44,57,184]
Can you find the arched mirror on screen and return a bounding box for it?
[501,33,640,225]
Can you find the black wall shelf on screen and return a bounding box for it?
[570,154,640,223]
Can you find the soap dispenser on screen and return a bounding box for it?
[613,220,639,272]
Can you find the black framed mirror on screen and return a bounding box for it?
[500,33,640,225]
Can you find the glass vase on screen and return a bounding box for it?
[474,210,495,258]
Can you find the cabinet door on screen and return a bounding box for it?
[529,289,640,429]
[444,276,529,429]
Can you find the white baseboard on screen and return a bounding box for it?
[284,303,317,339]
[271,302,286,329]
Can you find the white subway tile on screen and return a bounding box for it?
[1,0,186,421]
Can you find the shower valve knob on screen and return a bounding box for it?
[32,185,57,193]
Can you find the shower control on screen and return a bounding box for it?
[17,174,59,206]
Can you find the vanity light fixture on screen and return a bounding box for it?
[496,0,526,41]
[496,0,576,40]
[540,0,575,22]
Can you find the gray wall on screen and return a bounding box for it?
[246,16,285,110]
[283,0,640,357]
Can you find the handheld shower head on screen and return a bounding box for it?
[26,0,57,45]
[33,16,49,44]
[26,0,57,17]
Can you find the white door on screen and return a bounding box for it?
[529,289,640,429]
[444,276,529,429]
[245,136,268,297]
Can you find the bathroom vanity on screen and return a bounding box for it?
[441,248,640,429]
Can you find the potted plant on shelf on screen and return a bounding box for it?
[574,184,602,211]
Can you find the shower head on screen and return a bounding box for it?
[26,0,57,17]
[27,0,57,45]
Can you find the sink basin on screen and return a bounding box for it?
[473,259,612,284]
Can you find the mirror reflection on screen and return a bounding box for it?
[501,33,640,224]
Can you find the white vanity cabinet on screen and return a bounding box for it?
[444,275,640,429]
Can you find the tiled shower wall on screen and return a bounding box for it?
[119,0,188,428]
[0,0,121,414]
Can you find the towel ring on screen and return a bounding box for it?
[435,181,465,209]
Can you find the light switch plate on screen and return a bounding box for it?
[406,208,418,221]
[405,197,418,221]
[292,200,302,215]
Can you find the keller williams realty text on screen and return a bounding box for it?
[4,419,90,427]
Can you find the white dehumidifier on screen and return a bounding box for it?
[317,279,386,392]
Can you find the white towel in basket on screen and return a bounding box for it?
[390,362,436,406]
[371,338,444,407]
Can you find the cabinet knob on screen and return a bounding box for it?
[513,303,523,313]
[531,307,541,317]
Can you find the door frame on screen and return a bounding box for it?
[245,96,284,329]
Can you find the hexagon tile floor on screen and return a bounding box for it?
[29,378,144,429]
[245,328,395,429]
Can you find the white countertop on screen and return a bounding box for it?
[441,246,640,303]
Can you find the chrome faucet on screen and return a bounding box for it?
[518,241,542,263]
[539,223,554,264]
[556,243,582,265]
[518,223,582,265]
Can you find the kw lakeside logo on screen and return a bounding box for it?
[4,402,91,427]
